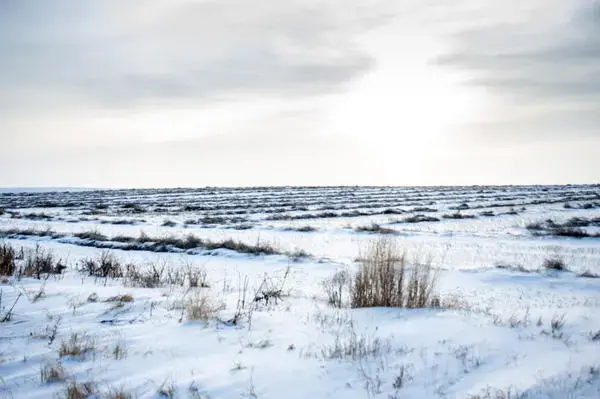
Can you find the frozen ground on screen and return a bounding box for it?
[1,186,599,398]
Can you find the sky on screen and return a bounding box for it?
[1,0,599,187]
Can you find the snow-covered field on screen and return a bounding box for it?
[1,186,599,398]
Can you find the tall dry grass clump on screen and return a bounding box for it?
[351,237,439,309]
[0,242,16,276]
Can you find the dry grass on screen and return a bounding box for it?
[0,227,300,258]
[157,378,175,398]
[59,333,95,358]
[185,264,209,288]
[87,293,99,302]
[0,243,16,277]
[21,244,62,279]
[63,381,97,399]
[355,223,397,235]
[104,389,133,399]
[442,212,476,219]
[40,361,67,383]
[186,294,224,322]
[74,230,107,241]
[319,328,391,362]
[322,269,351,308]
[578,270,600,278]
[542,257,567,271]
[402,214,440,223]
[468,386,524,399]
[351,237,439,309]
[292,225,318,232]
[112,341,128,360]
[79,251,124,278]
[105,294,134,303]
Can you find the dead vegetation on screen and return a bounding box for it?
[350,238,439,309]
[289,225,318,232]
[468,386,524,399]
[105,294,134,303]
[442,212,476,220]
[224,267,291,327]
[21,244,65,279]
[321,237,440,310]
[104,388,133,399]
[322,269,351,308]
[63,380,97,399]
[0,242,16,277]
[0,289,23,323]
[542,257,567,271]
[577,270,600,278]
[59,332,95,359]
[74,230,107,241]
[0,227,302,258]
[157,378,176,398]
[112,341,128,360]
[79,251,124,279]
[319,326,391,362]
[401,214,440,224]
[526,217,600,238]
[355,223,397,235]
[40,361,68,383]
[185,293,224,322]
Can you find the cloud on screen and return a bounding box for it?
[436,0,600,109]
[1,0,599,186]
[0,0,389,109]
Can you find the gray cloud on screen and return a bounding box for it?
[435,1,600,109]
[1,0,599,186]
[0,0,384,108]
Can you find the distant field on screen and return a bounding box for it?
[1,185,599,398]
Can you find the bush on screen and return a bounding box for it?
[105,294,134,303]
[79,251,123,278]
[322,270,351,308]
[351,238,439,309]
[552,227,590,238]
[105,389,132,399]
[122,203,145,213]
[74,230,107,241]
[442,212,476,219]
[63,381,97,399]
[402,214,440,223]
[185,265,209,288]
[525,218,599,238]
[124,263,165,288]
[468,386,524,399]
[59,332,95,358]
[22,245,62,279]
[542,257,567,271]
[186,294,223,322]
[0,243,16,277]
[112,341,128,360]
[355,223,396,234]
[578,270,600,278]
[293,225,317,232]
[40,361,67,383]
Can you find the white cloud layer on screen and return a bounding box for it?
[1,0,599,186]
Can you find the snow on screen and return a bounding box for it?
[1,186,600,398]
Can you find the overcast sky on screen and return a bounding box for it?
[1,0,599,187]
